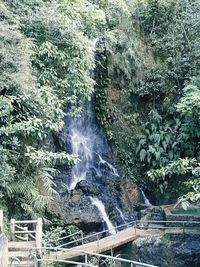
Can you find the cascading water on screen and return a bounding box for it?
[58,38,122,232]
[68,117,94,190]
[90,197,116,235]
[57,40,142,231]
[141,190,151,206]
[65,111,119,233]
[67,116,120,191]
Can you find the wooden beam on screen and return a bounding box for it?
[10,219,15,241]
[36,218,43,255]
[0,210,3,234]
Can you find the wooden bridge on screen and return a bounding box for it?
[1,209,200,267]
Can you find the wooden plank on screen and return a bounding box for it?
[8,262,34,267]
[36,218,43,255]
[14,220,38,224]
[0,210,3,233]
[10,219,15,241]
[8,250,29,258]
[14,230,36,234]
[8,241,36,249]
[45,226,146,261]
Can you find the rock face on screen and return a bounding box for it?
[53,178,141,231]
[127,233,200,267]
[120,180,142,212]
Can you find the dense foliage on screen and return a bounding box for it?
[95,0,200,204]
[1,0,200,219]
[0,0,104,218]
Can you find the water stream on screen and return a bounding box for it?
[66,103,119,233]
[90,197,117,235]
[141,190,151,206]
[69,118,94,190]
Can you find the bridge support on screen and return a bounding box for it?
[0,210,3,234]
[36,218,43,256]
[84,253,88,266]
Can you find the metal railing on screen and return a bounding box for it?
[52,219,200,249]
[30,246,159,267]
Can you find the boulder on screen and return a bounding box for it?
[129,232,200,267]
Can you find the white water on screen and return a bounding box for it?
[67,120,119,190]
[69,125,93,190]
[141,190,151,206]
[90,197,116,235]
[116,207,126,224]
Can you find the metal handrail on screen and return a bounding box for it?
[57,220,136,248]
[30,246,158,267]
[55,219,200,248]
[38,258,96,267]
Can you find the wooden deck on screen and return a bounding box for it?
[44,226,151,261]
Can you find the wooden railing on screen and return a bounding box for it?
[0,210,3,234]
[10,218,43,248]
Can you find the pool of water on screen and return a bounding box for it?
[172,207,200,216]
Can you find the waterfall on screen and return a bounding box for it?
[69,119,93,190]
[66,112,120,190]
[90,197,116,235]
[141,190,151,206]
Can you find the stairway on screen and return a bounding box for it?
[8,241,36,266]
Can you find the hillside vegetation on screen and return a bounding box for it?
[0,0,200,219]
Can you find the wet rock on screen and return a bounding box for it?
[129,232,200,267]
[75,180,100,195]
[55,194,102,231]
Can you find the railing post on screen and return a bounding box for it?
[36,218,43,255]
[10,219,16,241]
[24,226,28,241]
[111,247,113,257]
[85,253,88,266]
[0,210,3,234]
[131,263,135,267]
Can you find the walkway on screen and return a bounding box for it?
[44,227,161,260]
[45,219,200,262]
[2,206,200,267]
